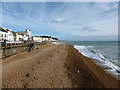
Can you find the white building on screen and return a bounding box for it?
[32,36,43,42]
[0,27,14,42]
[32,36,59,42]
[13,32,19,41]
[49,38,57,41]
[16,28,32,42]
[0,27,59,43]
[26,28,31,36]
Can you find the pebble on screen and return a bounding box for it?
[49,55,52,57]
[75,85,77,87]
[36,70,39,73]
[77,70,80,73]
[68,74,75,78]
[24,85,27,88]
[52,80,54,82]
[33,77,36,79]
[38,62,40,64]
[26,74,30,77]
[67,67,70,69]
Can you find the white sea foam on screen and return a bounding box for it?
[74,45,120,79]
[105,60,120,71]
[74,45,100,60]
[74,45,86,49]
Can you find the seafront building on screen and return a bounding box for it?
[32,36,43,42]
[0,27,58,43]
[0,27,14,42]
[32,36,58,42]
[16,28,32,42]
[0,27,32,43]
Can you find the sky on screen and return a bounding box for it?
[1,1,119,41]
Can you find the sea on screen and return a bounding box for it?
[55,41,120,79]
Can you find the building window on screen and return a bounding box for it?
[9,34,13,36]
[4,34,8,38]
[0,34,3,37]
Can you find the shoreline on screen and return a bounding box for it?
[66,45,120,88]
[73,44,120,80]
[2,44,120,88]
[59,42,120,80]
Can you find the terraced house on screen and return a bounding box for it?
[0,27,14,42]
[0,27,58,43]
[16,28,32,42]
[0,27,32,43]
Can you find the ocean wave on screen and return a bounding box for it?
[74,45,120,79]
[74,45,86,49]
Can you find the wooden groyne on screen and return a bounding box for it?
[0,42,47,59]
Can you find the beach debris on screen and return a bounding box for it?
[38,62,40,64]
[26,74,30,77]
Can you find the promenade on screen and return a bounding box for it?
[2,44,120,88]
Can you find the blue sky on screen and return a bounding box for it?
[1,2,118,41]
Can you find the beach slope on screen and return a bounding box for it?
[2,44,120,88]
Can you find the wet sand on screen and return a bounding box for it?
[2,44,120,88]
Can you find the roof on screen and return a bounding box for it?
[0,27,8,32]
[0,27,6,30]
[0,27,13,33]
[17,31,27,35]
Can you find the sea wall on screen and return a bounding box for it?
[2,45,28,58]
[0,42,47,58]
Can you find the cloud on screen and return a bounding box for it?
[71,26,99,32]
[2,2,118,40]
[72,22,81,25]
[81,26,99,32]
[51,18,66,23]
